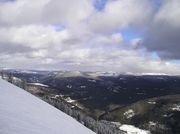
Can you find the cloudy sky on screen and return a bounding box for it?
[0,0,180,74]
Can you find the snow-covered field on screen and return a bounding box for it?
[119,124,150,134]
[29,82,49,87]
[124,109,135,119]
[0,79,95,134]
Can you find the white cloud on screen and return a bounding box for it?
[31,49,48,58]
[142,0,180,59]
[1,47,180,75]
[0,0,94,27]
[89,0,153,32]
[0,0,180,75]
[130,38,142,48]
[0,25,69,50]
[90,33,123,45]
[0,0,49,26]
[154,0,180,28]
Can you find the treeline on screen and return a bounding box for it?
[42,96,123,134]
[0,71,27,90]
[0,71,124,134]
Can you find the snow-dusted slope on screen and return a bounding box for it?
[0,79,95,134]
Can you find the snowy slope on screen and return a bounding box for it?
[119,124,150,134]
[0,79,95,134]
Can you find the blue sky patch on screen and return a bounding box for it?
[118,29,142,41]
[94,0,108,11]
[54,25,65,31]
[150,52,159,60]
[170,60,180,65]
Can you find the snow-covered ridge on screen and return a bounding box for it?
[0,79,95,134]
[28,82,49,87]
[119,124,150,134]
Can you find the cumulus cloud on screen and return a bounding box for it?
[89,0,154,32]
[1,46,180,75]
[0,0,180,75]
[142,0,180,59]
[90,33,124,46]
[130,38,142,48]
[0,25,69,51]
[0,0,93,27]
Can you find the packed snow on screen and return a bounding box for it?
[29,82,49,87]
[80,85,86,88]
[119,124,150,134]
[88,79,96,82]
[66,85,72,88]
[124,109,135,119]
[149,121,157,127]
[65,97,76,103]
[147,101,156,104]
[170,104,180,111]
[0,79,95,134]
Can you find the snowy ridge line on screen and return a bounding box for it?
[28,82,49,87]
[0,79,95,134]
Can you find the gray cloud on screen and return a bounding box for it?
[0,0,180,75]
[0,0,93,27]
[88,0,154,33]
[0,42,32,54]
[142,0,180,59]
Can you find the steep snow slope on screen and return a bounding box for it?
[0,79,95,134]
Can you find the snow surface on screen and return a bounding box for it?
[170,104,180,111]
[29,82,49,87]
[119,124,150,134]
[147,101,156,105]
[124,109,135,119]
[0,79,95,134]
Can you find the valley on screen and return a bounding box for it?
[1,69,180,134]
